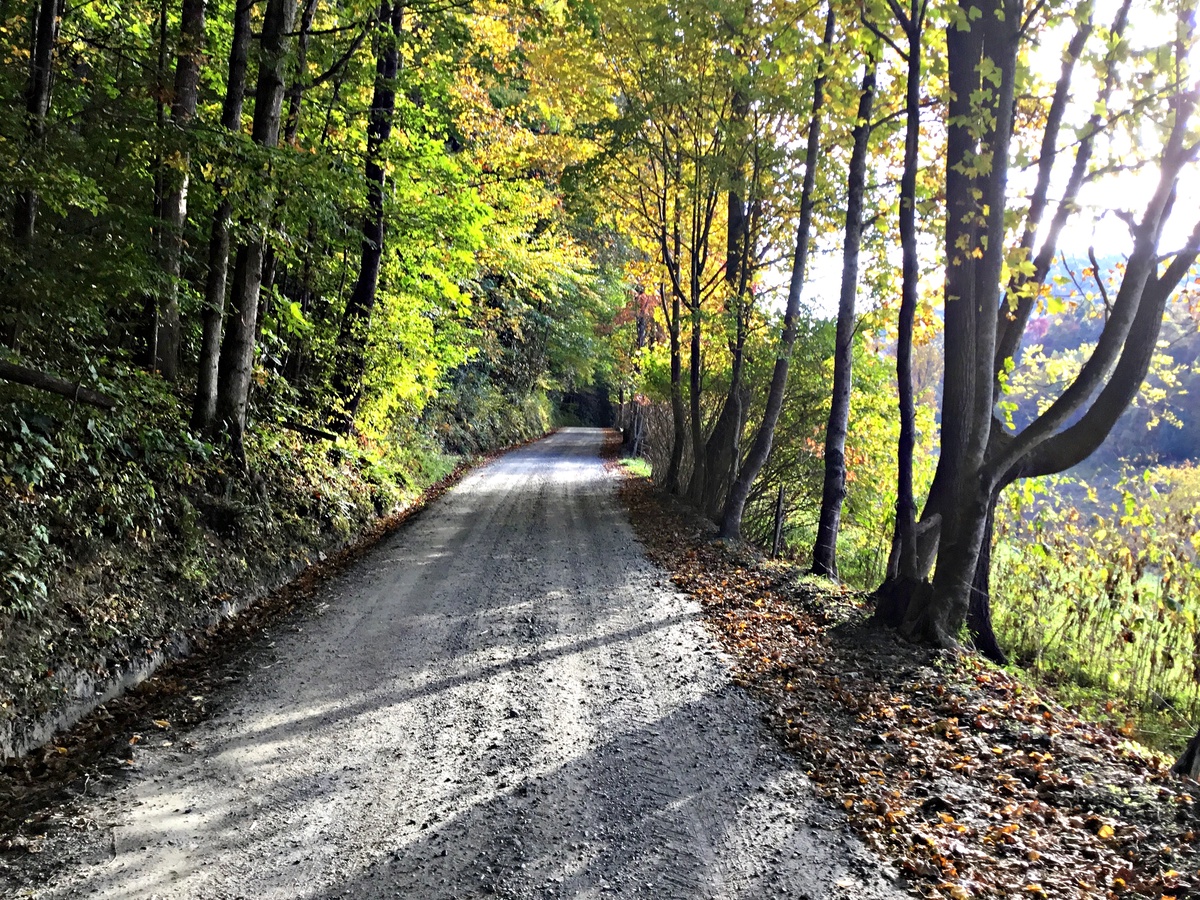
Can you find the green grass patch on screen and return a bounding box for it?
[620,457,652,478]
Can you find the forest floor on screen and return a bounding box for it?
[0,428,906,899]
[620,478,1200,899]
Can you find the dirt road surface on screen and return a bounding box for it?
[18,428,909,900]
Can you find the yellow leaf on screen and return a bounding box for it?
[1097,824,1114,839]
[152,719,171,729]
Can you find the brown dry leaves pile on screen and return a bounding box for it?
[622,478,1200,900]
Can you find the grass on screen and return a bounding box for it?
[620,457,652,478]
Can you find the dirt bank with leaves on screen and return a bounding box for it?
[621,476,1200,900]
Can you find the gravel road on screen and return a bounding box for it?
[24,428,909,900]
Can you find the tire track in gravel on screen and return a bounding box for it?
[23,428,911,900]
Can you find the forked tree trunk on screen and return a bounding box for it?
[214,0,298,456]
[896,0,1123,655]
[192,0,252,431]
[902,0,1018,648]
[900,0,1200,648]
[811,56,876,578]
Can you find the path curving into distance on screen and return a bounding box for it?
[27,428,908,900]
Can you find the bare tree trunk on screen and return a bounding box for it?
[330,0,405,432]
[283,56,350,387]
[192,0,251,431]
[283,0,319,143]
[811,56,876,578]
[719,5,834,540]
[698,372,746,519]
[889,0,1123,642]
[154,0,208,381]
[214,0,299,457]
[873,0,934,627]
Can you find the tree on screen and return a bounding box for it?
[330,0,405,432]
[150,0,208,381]
[718,5,835,540]
[899,0,1200,650]
[810,52,877,578]
[865,0,931,618]
[213,0,299,456]
[4,0,63,349]
[596,0,738,496]
[192,0,253,431]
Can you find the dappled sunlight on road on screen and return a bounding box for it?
[37,429,901,900]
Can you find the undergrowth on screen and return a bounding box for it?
[992,468,1200,755]
[0,363,545,749]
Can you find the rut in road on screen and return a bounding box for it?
[31,428,908,900]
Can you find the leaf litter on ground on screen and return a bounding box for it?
[621,475,1200,900]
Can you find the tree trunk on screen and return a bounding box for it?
[719,4,834,540]
[281,56,349,389]
[192,0,252,432]
[0,360,117,408]
[901,0,1020,647]
[154,0,208,382]
[694,76,753,520]
[685,297,705,501]
[892,4,923,585]
[1173,726,1200,779]
[4,0,63,349]
[214,0,298,456]
[811,56,876,578]
[664,285,686,495]
[330,0,405,432]
[878,0,1198,652]
[698,377,745,520]
[145,0,171,370]
[966,489,1008,664]
[283,0,319,144]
